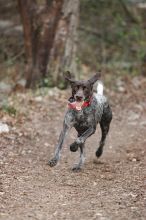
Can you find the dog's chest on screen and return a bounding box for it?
[73,107,95,131]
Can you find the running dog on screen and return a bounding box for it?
[48,71,112,171]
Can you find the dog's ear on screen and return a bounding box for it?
[88,72,101,85]
[64,71,76,83]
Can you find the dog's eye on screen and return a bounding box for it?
[83,86,87,90]
[75,85,80,90]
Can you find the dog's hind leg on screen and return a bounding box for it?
[96,105,112,158]
[72,144,85,171]
[96,122,110,157]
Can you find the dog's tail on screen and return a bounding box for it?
[97,81,104,95]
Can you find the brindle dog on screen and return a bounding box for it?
[48,71,112,171]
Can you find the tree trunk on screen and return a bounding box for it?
[18,0,37,87]
[47,0,79,87]
[18,0,79,88]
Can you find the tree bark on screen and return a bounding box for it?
[18,0,79,88]
[18,0,39,87]
[18,0,37,87]
[36,0,64,79]
[47,0,79,87]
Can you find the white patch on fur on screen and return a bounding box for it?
[94,81,107,106]
[97,81,104,95]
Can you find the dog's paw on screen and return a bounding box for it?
[96,148,103,158]
[48,158,58,167]
[70,142,78,152]
[72,166,81,172]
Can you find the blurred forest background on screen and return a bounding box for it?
[0,0,146,91]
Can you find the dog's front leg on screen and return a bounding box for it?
[48,111,74,167]
[48,123,69,167]
[70,126,96,152]
[77,126,96,145]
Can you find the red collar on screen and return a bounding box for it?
[68,97,92,111]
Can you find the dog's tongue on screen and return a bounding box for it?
[76,101,84,110]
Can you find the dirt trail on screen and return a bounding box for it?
[0,85,146,220]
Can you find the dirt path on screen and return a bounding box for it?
[0,86,146,220]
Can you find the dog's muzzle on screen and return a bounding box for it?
[68,97,92,111]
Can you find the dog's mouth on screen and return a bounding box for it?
[68,96,91,111]
[75,97,84,108]
[75,100,84,110]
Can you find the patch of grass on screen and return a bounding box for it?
[1,104,17,116]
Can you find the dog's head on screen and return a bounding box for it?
[65,71,101,103]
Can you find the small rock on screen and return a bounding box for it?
[0,82,12,93]
[48,87,60,97]
[116,79,126,93]
[18,132,23,137]
[14,79,26,91]
[132,158,137,162]
[44,142,49,147]
[17,79,26,87]
[21,150,26,155]
[95,213,102,216]
[132,77,141,89]
[0,122,9,133]
[116,79,124,87]
[93,181,97,186]
[131,206,138,210]
[134,104,143,112]
[128,111,140,121]
[0,20,13,29]
[117,86,126,93]
[35,96,43,102]
[14,25,23,32]
[48,90,54,96]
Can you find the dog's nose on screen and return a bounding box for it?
[76,95,83,100]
